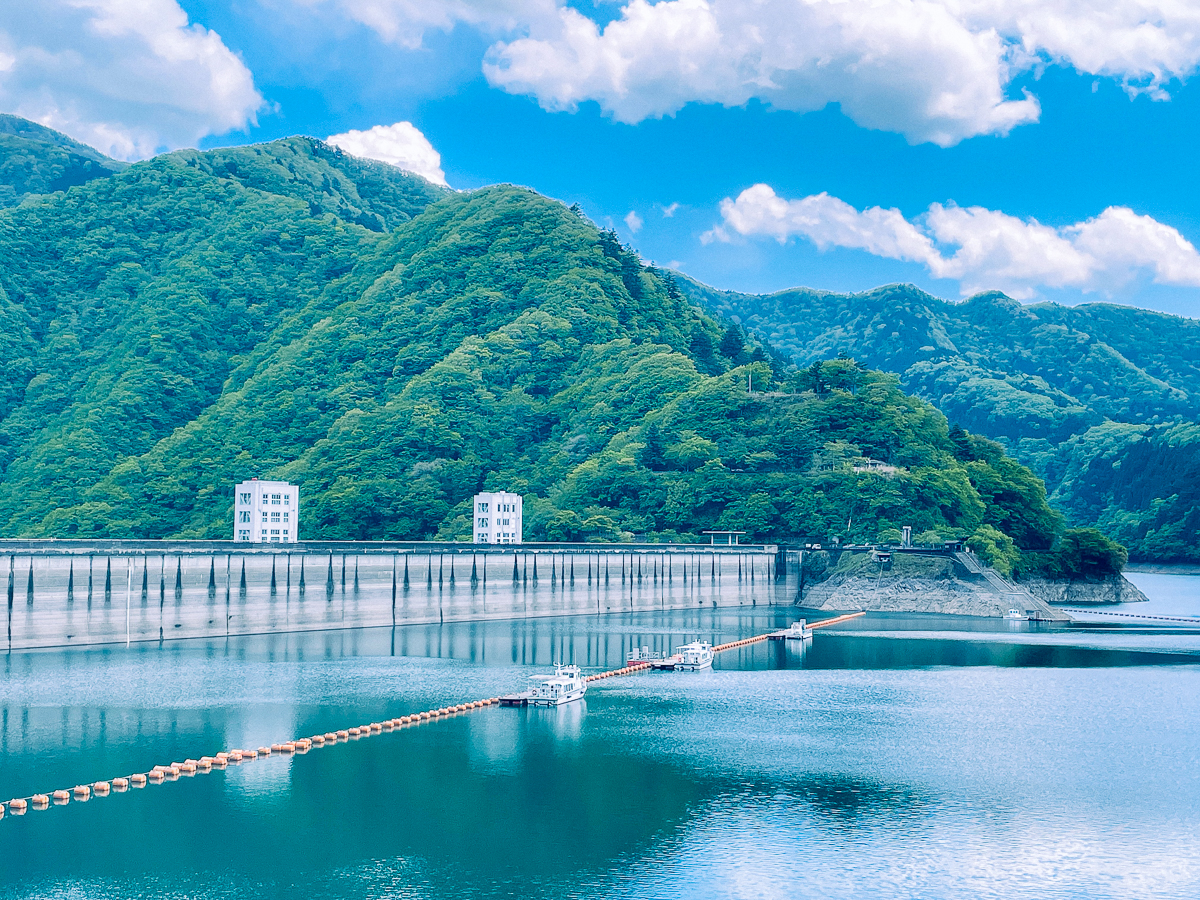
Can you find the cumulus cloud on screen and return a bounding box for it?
[475,0,1200,146]
[624,209,643,233]
[326,121,447,185]
[0,0,262,160]
[711,184,1200,299]
[661,202,681,217]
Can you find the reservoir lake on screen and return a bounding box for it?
[2,572,1198,899]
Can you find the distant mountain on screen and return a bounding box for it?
[0,114,128,207]
[678,277,1200,561]
[0,119,1065,566]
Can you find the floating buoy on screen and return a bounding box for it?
[347,728,360,737]
[8,799,26,813]
[73,785,91,800]
[31,794,49,809]
[311,735,325,745]
[93,780,111,794]
[112,777,130,790]
[335,730,349,740]
[148,770,164,783]
[418,712,430,721]
[53,789,72,802]
[130,775,147,788]
[369,723,382,732]
[281,742,296,753]
[324,732,338,742]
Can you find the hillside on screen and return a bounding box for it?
[0,114,128,207]
[681,278,1200,561]
[0,120,1079,568]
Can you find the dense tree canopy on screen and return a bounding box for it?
[0,119,1120,577]
[681,276,1200,561]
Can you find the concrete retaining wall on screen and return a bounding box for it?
[2,541,793,650]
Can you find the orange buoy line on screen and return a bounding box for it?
[1,613,866,820]
[804,612,867,630]
[1,697,505,818]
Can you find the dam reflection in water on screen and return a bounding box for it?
[2,606,1200,900]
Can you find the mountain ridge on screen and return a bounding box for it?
[675,275,1200,560]
[0,117,1080,572]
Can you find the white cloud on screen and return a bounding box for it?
[471,0,1200,146]
[712,184,1200,299]
[326,121,447,185]
[661,202,681,217]
[624,209,643,232]
[0,0,262,160]
[311,0,556,49]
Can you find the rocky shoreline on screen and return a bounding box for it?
[1018,574,1149,605]
[799,552,1146,618]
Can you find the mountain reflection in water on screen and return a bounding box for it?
[2,595,1199,900]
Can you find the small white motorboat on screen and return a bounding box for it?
[1005,608,1030,621]
[674,640,714,671]
[527,664,588,706]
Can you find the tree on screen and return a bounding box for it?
[915,529,948,547]
[639,421,668,471]
[718,323,744,360]
[1043,528,1128,578]
[967,524,1020,577]
[949,424,975,462]
[689,329,720,375]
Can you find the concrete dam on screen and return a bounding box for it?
[3,541,793,650]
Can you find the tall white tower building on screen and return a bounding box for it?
[234,478,300,543]
[473,491,522,544]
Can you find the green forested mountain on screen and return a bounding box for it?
[0,114,127,207]
[681,278,1200,561]
[0,120,1081,569]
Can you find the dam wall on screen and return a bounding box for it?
[2,541,794,650]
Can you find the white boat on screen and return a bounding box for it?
[1005,608,1030,620]
[527,664,588,706]
[785,621,812,640]
[674,641,714,671]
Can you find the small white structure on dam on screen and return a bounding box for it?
[473,491,523,544]
[234,478,299,543]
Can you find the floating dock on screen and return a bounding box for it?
[498,692,534,707]
[2,612,869,821]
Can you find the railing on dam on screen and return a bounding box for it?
[3,540,795,650]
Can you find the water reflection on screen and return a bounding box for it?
[783,773,930,825]
[4,604,1200,900]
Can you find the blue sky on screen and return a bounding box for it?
[4,1,1200,316]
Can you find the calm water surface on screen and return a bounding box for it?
[2,578,1199,899]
